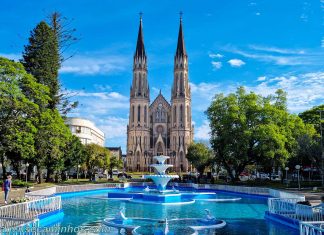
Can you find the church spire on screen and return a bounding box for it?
[135,14,146,59]
[175,14,186,58]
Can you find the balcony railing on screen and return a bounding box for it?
[268,198,323,222]
[0,196,61,221]
[300,221,324,235]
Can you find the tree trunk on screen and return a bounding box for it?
[36,165,43,184]
[46,168,54,182]
[12,163,20,180]
[1,155,6,180]
[27,164,33,181]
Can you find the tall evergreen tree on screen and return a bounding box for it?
[22,21,60,110]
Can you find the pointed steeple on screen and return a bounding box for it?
[135,15,146,58]
[175,15,186,57]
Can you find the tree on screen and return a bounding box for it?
[83,144,110,180]
[299,104,324,134]
[108,155,123,178]
[33,109,71,183]
[0,57,49,179]
[48,12,79,115]
[298,105,323,177]
[21,21,60,110]
[186,143,213,181]
[206,87,307,181]
[62,135,86,179]
[48,11,78,63]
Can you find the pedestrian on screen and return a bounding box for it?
[3,175,12,204]
[25,186,31,193]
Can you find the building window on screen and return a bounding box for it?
[138,105,141,122]
[187,105,190,123]
[180,105,183,122]
[144,106,147,123]
[132,106,135,123]
[173,106,176,124]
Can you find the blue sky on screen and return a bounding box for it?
[1,0,324,152]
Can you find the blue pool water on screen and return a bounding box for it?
[50,187,298,235]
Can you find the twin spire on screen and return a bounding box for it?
[135,16,146,58]
[134,15,186,60]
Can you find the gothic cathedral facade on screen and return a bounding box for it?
[126,17,193,173]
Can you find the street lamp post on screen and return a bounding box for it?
[77,164,80,181]
[319,110,324,187]
[285,167,289,187]
[25,162,29,184]
[295,165,301,190]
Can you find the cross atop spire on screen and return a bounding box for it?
[175,13,186,57]
[135,13,146,58]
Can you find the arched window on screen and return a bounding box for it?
[173,106,177,124]
[144,106,147,123]
[132,105,135,123]
[180,105,183,122]
[137,105,141,122]
[187,105,190,122]
[180,73,184,94]
[138,73,142,95]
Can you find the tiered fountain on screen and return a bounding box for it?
[106,155,240,204]
[144,155,179,192]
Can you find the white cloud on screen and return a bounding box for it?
[246,72,324,112]
[209,53,223,59]
[257,76,266,81]
[190,82,231,112]
[211,61,222,70]
[223,45,323,66]
[60,55,129,75]
[249,45,305,55]
[191,71,324,113]
[321,38,324,48]
[255,12,261,16]
[68,89,129,116]
[195,120,210,140]
[228,59,245,67]
[94,84,112,91]
[0,53,21,61]
[96,117,128,140]
[228,48,307,65]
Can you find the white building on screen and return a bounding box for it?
[65,117,105,146]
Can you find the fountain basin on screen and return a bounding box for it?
[144,175,179,192]
[153,155,170,164]
[150,164,174,174]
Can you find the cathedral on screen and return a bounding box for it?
[126,16,193,173]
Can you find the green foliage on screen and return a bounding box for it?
[11,197,30,204]
[109,155,123,177]
[186,143,213,175]
[0,57,49,178]
[63,135,86,171]
[206,87,309,181]
[33,109,71,182]
[295,104,323,170]
[83,144,110,179]
[22,21,60,110]
[299,104,324,134]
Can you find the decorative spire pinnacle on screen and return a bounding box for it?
[176,12,186,57]
[135,13,146,58]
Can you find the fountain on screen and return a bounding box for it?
[105,155,241,204]
[144,155,179,192]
